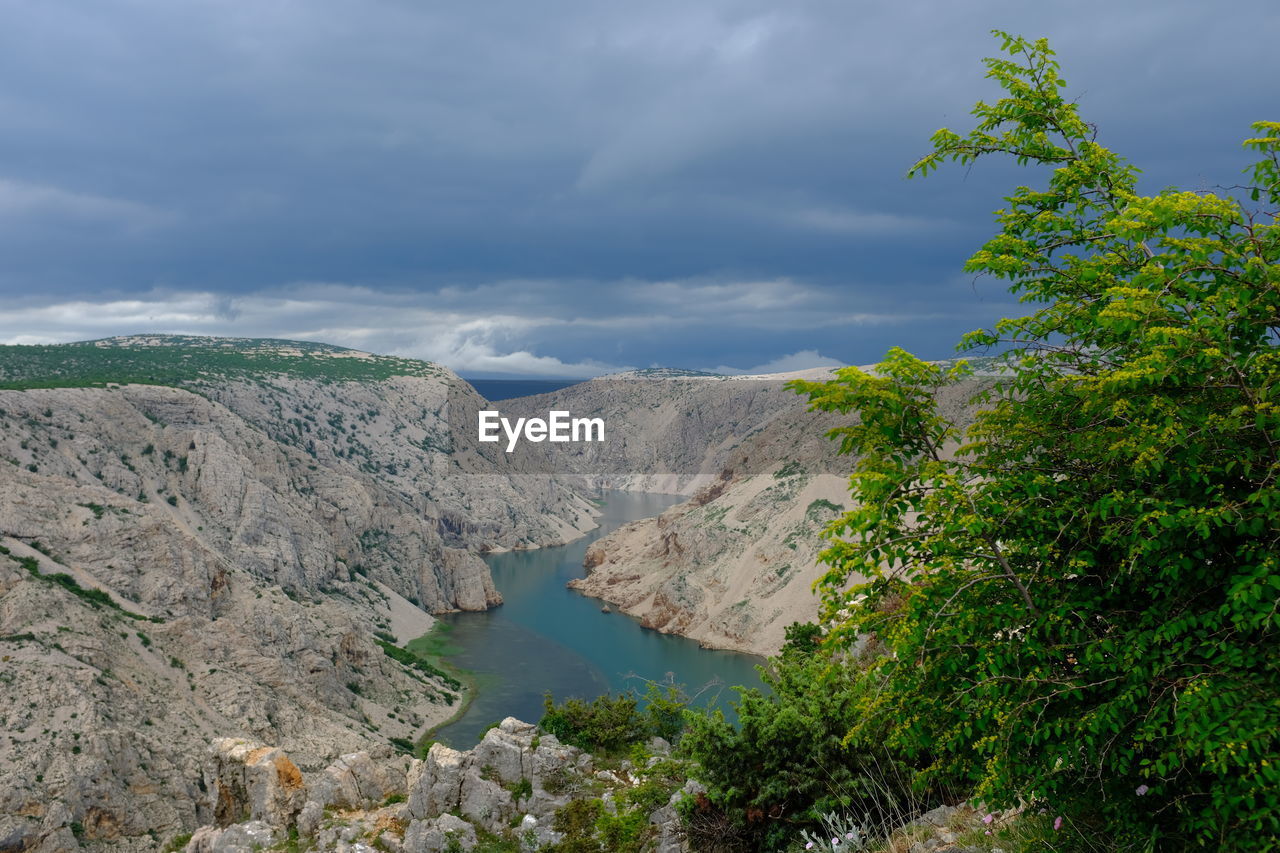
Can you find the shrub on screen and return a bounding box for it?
[679,632,928,851]
[375,638,462,691]
[549,799,604,853]
[540,692,648,754]
[541,681,692,754]
[509,777,533,803]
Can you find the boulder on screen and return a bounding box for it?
[311,750,405,809]
[184,820,281,853]
[296,800,324,839]
[405,719,590,830]
[403,813,478,852]
[472,718,533,785]
[408,744,468,819]
[206,739,307,828]
[459,774,515,833]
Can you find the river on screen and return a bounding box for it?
[430,490,766,747]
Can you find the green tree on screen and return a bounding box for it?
[790,32,1279,851]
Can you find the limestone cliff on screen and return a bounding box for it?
[567,377,988,656]
[498,367,842,495]
[571,466,850,656]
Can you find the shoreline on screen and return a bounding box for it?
[406,621,479,751]
[567,582,772,659]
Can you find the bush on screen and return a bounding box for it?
[540,692,648,754]
[549,799,604,853]
[163,832,193,853]
[679,632,928,851]
[544,756,687,853]
[509,777,532,803]
[642,681,690,745]
[540,681,691,754]
[44,573,114,608]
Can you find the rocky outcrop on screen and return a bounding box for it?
[402,813,477,852]
[185,820,281,853]
[308,749,409,811]
[406,718,591,838]
[181,718,689,853]
[569,465,852,656]
[206,740,308,827]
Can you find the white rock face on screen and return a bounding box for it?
[206,739,308,827]
[565,379,986,655]
[185,820,281,853]
[470,717,536,784]
[0,377,597,849]
[407,744,469,821]
[498,369,842,495]
[402,813,477,852]
[571,466,853,655]
[296,800,324,839]
[309,750,407,811]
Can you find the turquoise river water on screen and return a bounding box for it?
[431,490,766,746]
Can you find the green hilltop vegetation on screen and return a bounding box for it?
[0,334,448,390]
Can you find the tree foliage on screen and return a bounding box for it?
[680,626,928,851]
[541,692,650,754]
[790,32,1280,851]
[540,682,690,754]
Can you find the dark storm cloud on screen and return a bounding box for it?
[0,0,1274,373]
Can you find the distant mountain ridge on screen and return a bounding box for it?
[86,334,353,351]
[0,334,449,390]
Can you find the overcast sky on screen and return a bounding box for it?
[0,1,1275,376]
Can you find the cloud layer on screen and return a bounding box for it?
[0,1,1273,374]
[0,282,926,376]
